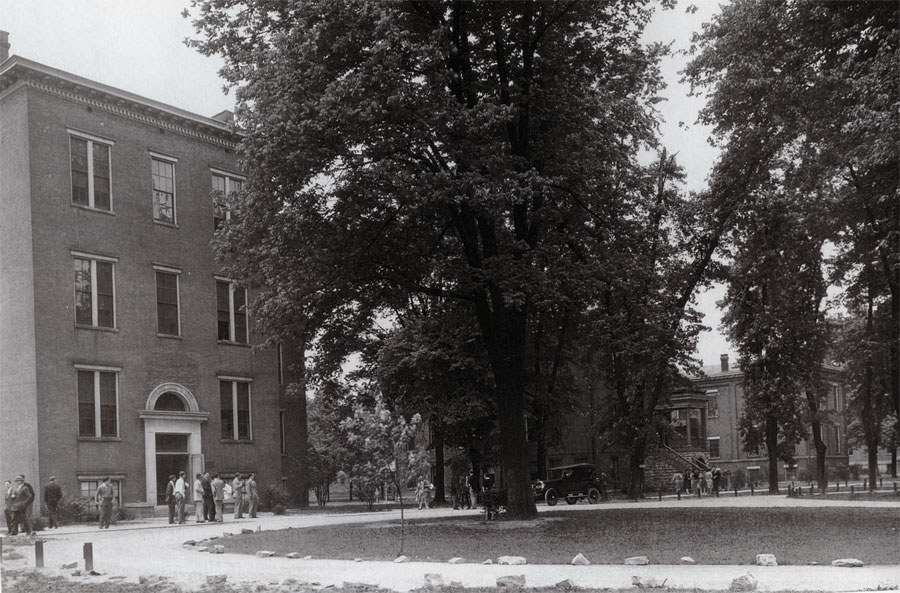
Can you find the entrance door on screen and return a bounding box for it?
[155,433,189,505]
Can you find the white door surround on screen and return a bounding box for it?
[140,383,209,504]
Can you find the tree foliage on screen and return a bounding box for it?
[187,0,683,516]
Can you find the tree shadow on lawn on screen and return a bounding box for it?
[219,507,900,565]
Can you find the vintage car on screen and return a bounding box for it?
[532,463,602,506]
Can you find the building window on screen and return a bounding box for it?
[216,279,248,344]
[151,154,177,224]
[154,267,181,336]
[76,366,119,438]
[79,479,121,509]
[277,343,284,385]
[279,411,286,455]
[211,170,244,231]
[823,423,841,454]
[219,378,252,441]
[708,437,720,459]
[706,389,719,418]
[73,252,116,328]
[70,132,113,211]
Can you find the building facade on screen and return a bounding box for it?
[0,40,305,514]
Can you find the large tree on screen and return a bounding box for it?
[188,0,671,517]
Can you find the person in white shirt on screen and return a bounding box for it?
[193,473,205,523]
[174,471,187,524]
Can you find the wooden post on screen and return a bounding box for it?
[863,479,867,490]
[750,484,754,496]
[83,542,93,572]
[734,486,738,497]
[677,490,681,501]
[894,482,897,493]
[658,490,662,502]
[35,540,44,568]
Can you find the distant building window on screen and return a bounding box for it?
[708,437,720,459]
[216,279,248,343]
[219,378,252,441]
[155,268,181,336]
[73,253,116,328]
[76,366,119,438]
[211,170,244,231]
[151,154,177,224]
[70,133,112,211]
[80,479,121,509]
[706,389,719,419]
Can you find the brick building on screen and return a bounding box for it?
[0,36,306,515]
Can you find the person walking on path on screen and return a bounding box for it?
[598,469,610,502]
[174,471,187,524]
[96,477,114,529]
[202,472,215,522]
[211,474,225,522]
[193,473,205,523]
[8,475,32,536]
[43,476,63,528]
[165,475,176,524]
[231,474,244,519]
[246,473,259,518]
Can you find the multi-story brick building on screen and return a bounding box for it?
[0,35,306,515]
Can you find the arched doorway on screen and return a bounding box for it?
[139,384,209,505]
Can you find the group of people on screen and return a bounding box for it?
[672,467,725,496]
[4,474,36,536]
[414,476,435,510]
[164,471,260,525]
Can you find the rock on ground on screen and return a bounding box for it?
[285,552,302,559]
[498,555,527,565]
[255,550,277,557]
[571,553,590,565]
[481,559,493,565]
[448,557,466,564]
[209,545,225,554]
[555,579,575,591]
[631,576,667,588]
[755,554,777,566]
[207,575,228,585]
[680,557,695,564]
[729,573,757,592]
[497,575,526,588]
[394,555,410,563]
[625,556,649,565]
[424,573,444,589]
[831,558,864,567]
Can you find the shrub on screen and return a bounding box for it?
[273,503,286,515]
[259,484,291,512]
[479,489,507,519]
[113,506,134,523]
[849,464,861,480]
[30,517,46,531]
[57,497,99,525]
[732,469,747,490]
[832,464,850,483]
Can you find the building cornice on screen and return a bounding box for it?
[0,56,241,150]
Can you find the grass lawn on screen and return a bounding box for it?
[223,507,900,565]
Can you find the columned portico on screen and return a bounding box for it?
[140,383,209,505]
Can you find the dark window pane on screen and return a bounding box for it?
[212,174,226,231]
[156,272,179,334]
[236,382,250,440]
[216,281,230,340]
[154,392,185,411]
[74,259,92,324]
[92,143,111,210]
[233,287,247,343]
[96,261,114,327]
[93,176,110,210]
[77,370,95,437]
[156,433,189,452]
[220,381,234,439]
[71,138,89,205]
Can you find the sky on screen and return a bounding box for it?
[1,0,734,368]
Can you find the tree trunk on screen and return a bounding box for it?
[627,437,647,500]
[766,416,780,494]
[810,420,828,493]
[432,421,446,503]
[535,424,546,479]
[890,447,897,478]
[867,443,879,491]
[494,368,537,518]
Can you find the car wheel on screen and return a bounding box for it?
[565,495,578,505]
[587,487,601,504]
[545,489,559,506]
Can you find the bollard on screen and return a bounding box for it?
[677,491,681,501]
[750,484,754,496]
[658,491,662,502]
[850,485,854,498]
[880,478,883,488]
[863,479,867,490]
[734,486,738,497]
[894,482,897,493]
[35,540,44,568]
[836,482,839,492]
[84,542,93,572]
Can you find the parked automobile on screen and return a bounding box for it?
[532,463,602,506]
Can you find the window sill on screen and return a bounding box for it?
[153,220,179,228]
[78,437,122,442]
[220,439,254,445]
[76,324,118,333]
[217,340,251,348]
[71,204,115,215]
[157,333,183,340]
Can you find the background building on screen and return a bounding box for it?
[0,35,305,514]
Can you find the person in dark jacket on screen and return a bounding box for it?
[4,480,13,533]
[43,476,63,528]
[201,472,215,522]
[8,475,33,536]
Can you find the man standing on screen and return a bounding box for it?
[174,471,187,524]
[96,477,114,529]
[193,473,205,523]
[211,474,225,522]
[165,475,176,524]
[231,474,244,519]
[4,480,13,533]
[22,477,35,535]
[8,475,32,535]
[202,472,215,522]
[246,473,259,518]
[43,476,63,528]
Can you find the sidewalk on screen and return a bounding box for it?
[1,495,897,592]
